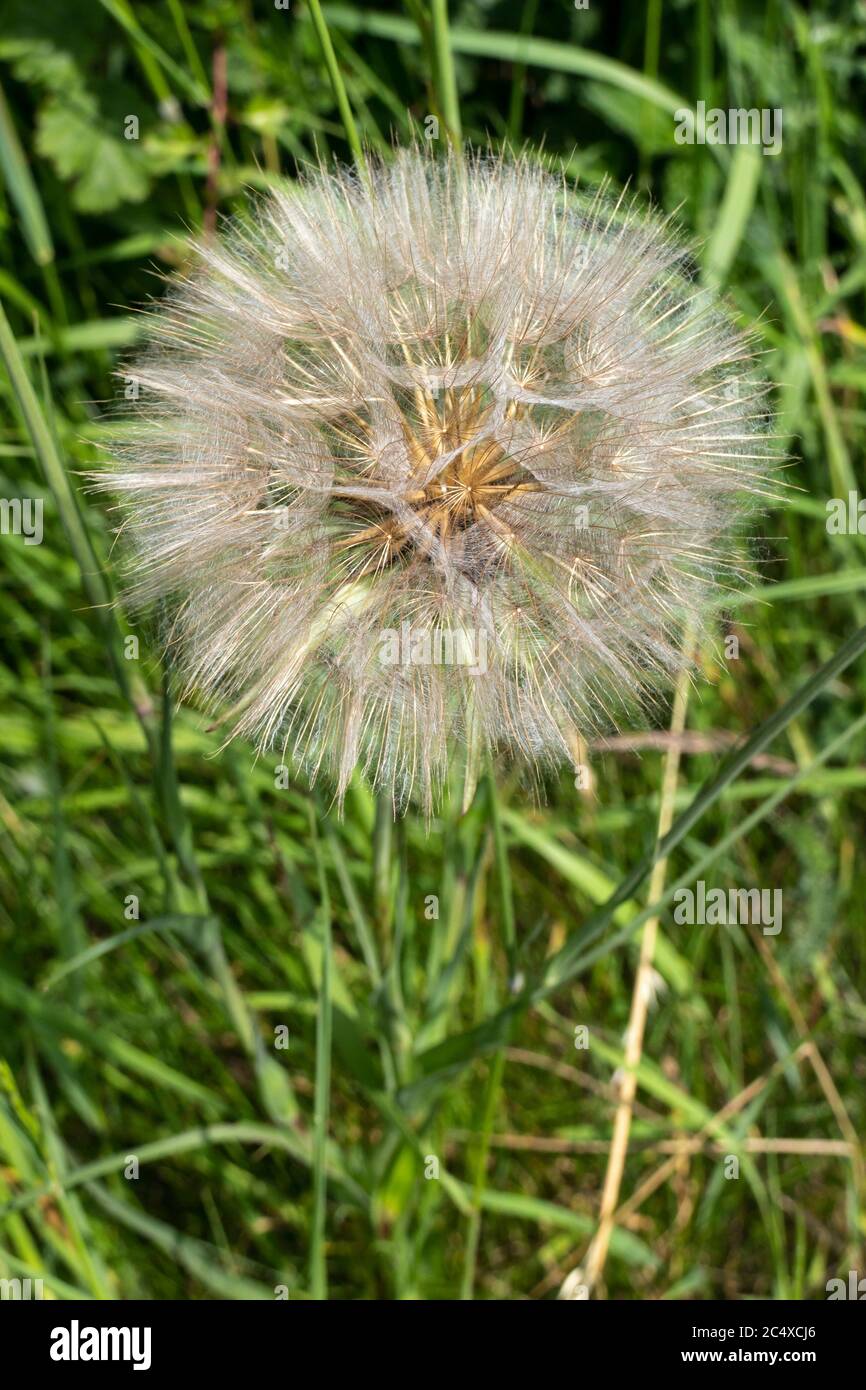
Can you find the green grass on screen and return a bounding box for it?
[0,0,865,1301]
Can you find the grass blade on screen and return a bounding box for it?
[308,804,333,1299]
[308,0,367,171]
[430,0,462,144]
[0,82,53,266]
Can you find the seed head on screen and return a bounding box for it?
[99,149,772,813]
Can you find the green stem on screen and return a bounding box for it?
[430,0,462,145]
[507,0,540,145]
[487,765,516,980]
[307,0,367,171]
[308,804,333,1300]
[373,790,394,947]
[460,1045,506,1298]
[459,769,513,1297]
[639,0,662,185]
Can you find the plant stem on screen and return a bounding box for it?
[460,1046,506,1299]
[459,770,513,1297]
[308,802,333,1300]
[487,764,516,980]
[573,625,696,1296]
[307,0,367,172]
[430,0,462,145]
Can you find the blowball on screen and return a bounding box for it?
[101,149,770,812]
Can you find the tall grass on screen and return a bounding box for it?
[0,0,864,1300]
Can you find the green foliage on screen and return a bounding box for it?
[0,0,864,1302]
[0,27,153,214]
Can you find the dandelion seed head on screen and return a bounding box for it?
[99,149,773,813]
